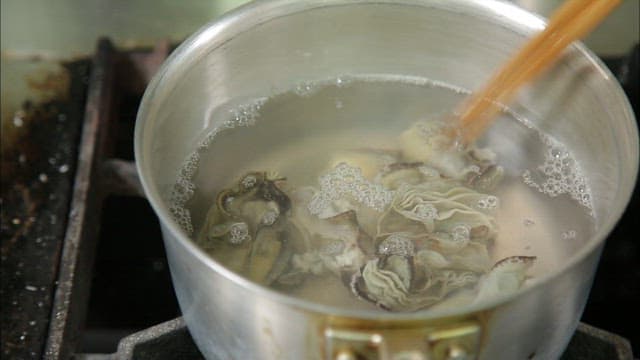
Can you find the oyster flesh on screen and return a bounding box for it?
[198,172,302,285]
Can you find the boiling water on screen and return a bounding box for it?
[175,76,594,312]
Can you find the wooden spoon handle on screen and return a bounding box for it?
[457,0,621,145]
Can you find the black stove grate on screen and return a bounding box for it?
[38,39,179,358]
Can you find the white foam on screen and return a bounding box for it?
[413,203,439,221]
[561,229,577,240]
[308,162,395,215]
[229,222,250,244]
[522,134,593,213]
[451,224,471,244]
[262,210,279,226]
[378,233,415,257]
[226,98,266,127]
[169,97,267,235]
[294,82,318,97]
[477,195,499,210]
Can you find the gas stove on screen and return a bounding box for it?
[1,39,637,359]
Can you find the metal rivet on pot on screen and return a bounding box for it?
[393,350,427,360]
[445,344,469,360]
[335,348,357,360]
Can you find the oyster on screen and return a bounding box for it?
[282,209,374,285]
[399,120,504,187]
[198,172,302,285]
[327,148,399,179]
[399,120,466,178]
[471,165,504,191]
[353,253,497,311]
[376,162,432,190]
[473,256,537,304]
[377,180,498,243]
[352,255,480,312]
[355,257,414,310]
[415,249,450,269]
[201,172,291,241]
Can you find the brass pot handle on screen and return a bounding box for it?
[324,320,481,360]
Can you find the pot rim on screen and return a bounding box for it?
[134,0,639,320]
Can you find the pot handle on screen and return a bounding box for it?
[323,320,481,360]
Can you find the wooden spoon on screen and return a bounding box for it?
[455,0,621,145]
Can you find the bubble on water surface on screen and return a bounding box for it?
[522,135,593,213]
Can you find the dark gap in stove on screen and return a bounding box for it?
[112,94,141,161]
[77,196,180,353]
[75,44,181,354]
[110,44,177,161]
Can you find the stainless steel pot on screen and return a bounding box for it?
[134,1,639,359]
